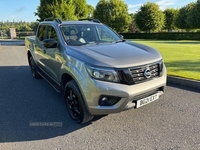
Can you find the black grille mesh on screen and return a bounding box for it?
[129,63,159,84]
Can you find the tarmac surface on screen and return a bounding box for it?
[0,45,199,150]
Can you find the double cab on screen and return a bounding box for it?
[25,18,167,124]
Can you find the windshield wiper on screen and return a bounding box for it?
[67,43,87,46]
[112,39,126,43]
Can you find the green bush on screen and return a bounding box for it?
[120,32,200,40]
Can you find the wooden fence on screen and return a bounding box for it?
[16,31,35,38]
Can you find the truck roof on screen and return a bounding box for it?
[41,18,101,26]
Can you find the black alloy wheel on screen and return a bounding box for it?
[65,80,93,124]
[67,88,80,119]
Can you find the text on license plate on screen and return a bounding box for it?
[136,93,159,108]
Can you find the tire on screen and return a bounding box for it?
[29,56,40,79]
[65,80,93,124]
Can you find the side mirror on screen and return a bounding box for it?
[43,39,57,48]
[119,34,124,40]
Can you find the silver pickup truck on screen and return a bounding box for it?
[25,18,167,124]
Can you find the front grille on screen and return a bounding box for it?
[129,62,160,84]
[116,60,163,85]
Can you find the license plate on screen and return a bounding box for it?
[136,93,159,108]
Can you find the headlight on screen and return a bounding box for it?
[86,65,120,82]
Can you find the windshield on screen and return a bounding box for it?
[60,24,122,46]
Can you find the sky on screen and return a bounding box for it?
[0,0,197,22]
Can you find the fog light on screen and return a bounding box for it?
[101,97,108,102]
[99,95,121,106]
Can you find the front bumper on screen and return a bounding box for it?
[80,65,167,115]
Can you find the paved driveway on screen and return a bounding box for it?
[0,46,200,150]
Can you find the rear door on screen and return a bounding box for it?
[34,24,48,73]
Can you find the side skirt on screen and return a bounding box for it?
[38,69,62,93]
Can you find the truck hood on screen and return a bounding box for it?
[66,41,162,68]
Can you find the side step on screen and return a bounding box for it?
[38,70,62,93]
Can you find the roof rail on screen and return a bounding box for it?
[44,18,62,24]
[78,18,101,23]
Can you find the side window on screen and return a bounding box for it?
[47,26,58,41]
[37,25,45,41]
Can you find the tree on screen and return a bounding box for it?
[93,0,108,23]
[0,21,37,34]
[175,3,195,30]
[164,8,178,32]
[35,0,77,21]
[73,0,88,19]
[94,0,131,32]
[135,2,165,33]
[128,13,139,33]
[87,4,95,18]
[18,24,32,31]
[187,0,200,29]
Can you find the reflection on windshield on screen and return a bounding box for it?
[60,24,122,46]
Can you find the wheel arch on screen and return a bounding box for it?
[27,50,32,61]
[61,73,74,94]
[61,72,91,113]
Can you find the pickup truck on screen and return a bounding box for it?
[25,18,167,124]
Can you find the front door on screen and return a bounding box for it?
[35,25,62,82]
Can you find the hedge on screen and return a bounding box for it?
[120,32,200,40]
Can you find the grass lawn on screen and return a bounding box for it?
[132,40,200,81]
